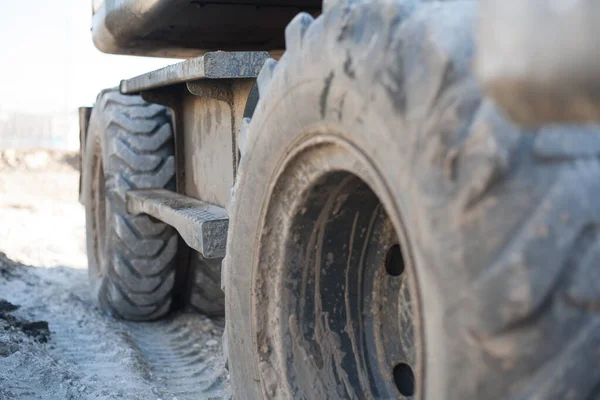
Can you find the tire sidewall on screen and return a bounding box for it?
[83,98,131,315]
[83,107,109,310]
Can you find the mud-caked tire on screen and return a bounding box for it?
[224,1,600,399]
[83,89,178,321]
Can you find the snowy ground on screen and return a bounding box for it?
[0,149,229,400]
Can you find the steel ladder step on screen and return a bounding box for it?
[127,189,228,259]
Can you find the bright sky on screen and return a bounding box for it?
[0,0,175,114]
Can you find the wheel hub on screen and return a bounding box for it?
[253,138,420,399]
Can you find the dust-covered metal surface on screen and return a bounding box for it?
[92,0,320,57]
[140,79,254,208]
[127,189,228,258]
[120,51,268,94]
[122,52,261,207]
[181,80,255,207]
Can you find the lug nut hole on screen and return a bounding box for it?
[385,244,405,277]
[393,362,415,396]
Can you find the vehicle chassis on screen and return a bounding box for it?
[80,51,269,261]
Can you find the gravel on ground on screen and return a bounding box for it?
[0,149,230,400]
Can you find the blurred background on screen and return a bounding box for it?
[0,0,176,268]
[0,0,173,150]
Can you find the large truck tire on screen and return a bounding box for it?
[83,89,178,321]
[224,1,600,399]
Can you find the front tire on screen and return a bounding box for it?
[225,1,600,399]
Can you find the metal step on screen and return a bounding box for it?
[127,189,228,259]
[120,51,268,94]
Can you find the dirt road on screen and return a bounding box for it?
[0,149,230,400]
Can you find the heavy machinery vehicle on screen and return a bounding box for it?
[79,0,600,398]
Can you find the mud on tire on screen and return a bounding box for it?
[224,0,600,399]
